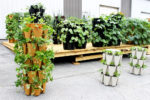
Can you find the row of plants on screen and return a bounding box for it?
[14,4,55,96]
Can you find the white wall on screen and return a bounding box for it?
[0,0,63,39]
[82,0,121,17]
[131,0,150,19]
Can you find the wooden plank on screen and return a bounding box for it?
[75,54,103,62]
[2,41,14,51]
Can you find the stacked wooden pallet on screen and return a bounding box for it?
[2,41,150,64]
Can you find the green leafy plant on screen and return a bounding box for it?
[114,71,120,77]
[122,18,150,45]
[135,64,140,68]
[142,65,147,69]
[110,61,115,66]
[115,51,122,56]
[100,59,106,65]
[106,50,113,55]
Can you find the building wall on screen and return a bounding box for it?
[82,0,121,18]
[131,0,150,19]
[0,0,63,39]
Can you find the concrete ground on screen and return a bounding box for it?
[0,40,150,100]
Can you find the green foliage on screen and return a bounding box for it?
[135,64,140,68]
[110,61,115,66]
[92,12,125,46]
[60,17,92,47]
[106,50,113,55]
[115,51,122,56]
[114,71,120,77]
[122,18,150,45]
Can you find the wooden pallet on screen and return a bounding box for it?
[2,41,150,64]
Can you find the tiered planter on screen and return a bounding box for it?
[15,21,54,96]
[101,49,122,86]
[130,47,147,75]
[23,24,48,96]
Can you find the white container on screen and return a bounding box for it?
[142,51,146,58]
[139,68,143,75]
[103,53,106,60]
[130,58,133,63]
[103,65,108,74]
[130,66,134,73]
[138,60,144,67]
[136,51,143,59]
[108,66,116,76]
[111,77,118,86]
[114,55,120,66]
[132,50,136,57]
[133,67,140,75]
[119,55,123,64]
[100,73,104,83]
[116,66,121,74]
[132,59,138,65]
[106,54,113,65]
[104,75,111,86]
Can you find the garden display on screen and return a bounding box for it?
[6,13,22,43]
[60,17,91,50]
[92,12,125,47]
[100,49,122,86]
[129,47,147,75]
[14,5,54,96]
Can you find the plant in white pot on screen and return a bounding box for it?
[131,47,136,58]
[101,59,107,74]
[114,51,122,66]
[136,47,143,59]
[103,72,111,86]
[106,50,113,65]
[132,56,138,66]
[111,71,120,86]
[133,64,141,75]
[108,61,116,76]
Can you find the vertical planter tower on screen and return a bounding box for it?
[15,16,54,96]
[130,47,147,75]
[100,49,122,86]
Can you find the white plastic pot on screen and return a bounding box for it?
[119,55,123,64]
[139,68,143,75]
[103,53,106,60]
[132,50,136,57]
[114,55,120,66]
[116,67,121,74]
[104,75,111,86]
[138,60,144,67]
[132,59,138,65]
[100,73,104,83]
[130,66,134,73]
[133,67,140,75]
[142,51,146,58]
[108,66,116,76]
[136,51,143,59]
[106,54,113,65]
[130,58,133,63]
[103,65,108,74]
[111,77,118,86]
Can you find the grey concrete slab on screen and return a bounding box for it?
[0,41,150,100]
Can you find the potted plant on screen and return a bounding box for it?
[103,72,110,86]
[114,51,122,66]
[106,50,113,65]
[136,47,143,59]
[29,3,45,23]
[51,15,65,44]
[111,71,120,86]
